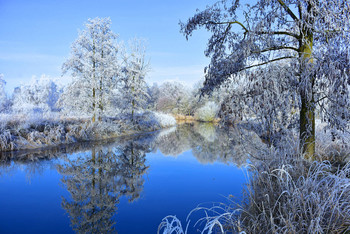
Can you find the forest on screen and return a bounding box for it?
[1,0,350,233]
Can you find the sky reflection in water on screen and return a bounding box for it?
[0,123,249,233]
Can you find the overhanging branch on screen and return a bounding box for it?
[256,31,300,39]
[251,46,299,54]
[240,56,296,72]
[206,21,299,39]
[207,20,249,32]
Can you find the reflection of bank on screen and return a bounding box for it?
[57,141,149,233]
[155,123,265,167]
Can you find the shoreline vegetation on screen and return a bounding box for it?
[0,111,225,154]
[173,114,220,123]
[0,111,176,153]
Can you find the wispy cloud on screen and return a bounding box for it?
[0,52,63,62]
[148,64,206,87]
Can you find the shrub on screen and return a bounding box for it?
[195,102,219,122]
[153,112,176,128]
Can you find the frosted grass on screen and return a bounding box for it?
[0,111,176,152]
[159,153,350,233]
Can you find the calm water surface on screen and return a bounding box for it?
[0,123,250,233]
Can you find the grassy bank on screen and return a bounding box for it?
[0,111,176,152]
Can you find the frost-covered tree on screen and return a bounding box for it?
[119,39,150,121]
[58,79,91,117]
[147,83,160,111]
[181,0,350,158]
[12,75,60,114]
[0,74,7,113]
[217,63,299,146]
[62,17,120,122]
[157,81,191,115]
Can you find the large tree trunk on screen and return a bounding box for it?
[98,78,103,122]
[299,4,315,159]
[92,87,96,123]
[299,90,315,158]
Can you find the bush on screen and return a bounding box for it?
[153,112,176,127]
[195,102,219,122]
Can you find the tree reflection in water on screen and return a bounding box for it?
[155,123,265,167]
[57,140,150,233]
[0,122,264,233]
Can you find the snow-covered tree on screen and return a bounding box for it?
[0,74,7,112]
[181,0,350,158]
[119,39,150,121]
[57,79,92,117]
[157,81,191,115]
[62,17,120,122]
[12,75,60,114]
[147,83,160,111]
[222,63,302,148]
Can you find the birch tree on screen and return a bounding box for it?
[181,0,350,158]
[62,17,120,122]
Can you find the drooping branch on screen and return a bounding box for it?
[240,56,296,72]
[207,20,249,32]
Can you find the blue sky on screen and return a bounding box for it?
[0,0,218,93]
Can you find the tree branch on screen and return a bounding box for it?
[277,0,299,22]
[251,46,299,54]
[207,20,249,32]
[240,56,296,72]
[256,31,300,39]
[315,95,330,104]
[206,21,299,39]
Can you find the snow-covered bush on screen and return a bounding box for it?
[195,101,219,122]
[120,111,176,132]
[315,120,350,162]
[153,112,176,128]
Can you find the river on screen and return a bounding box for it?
[0,123,256,233]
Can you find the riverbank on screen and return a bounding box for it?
[158,120,350,233]
[173,114,220,123]
[0,111,176,152]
